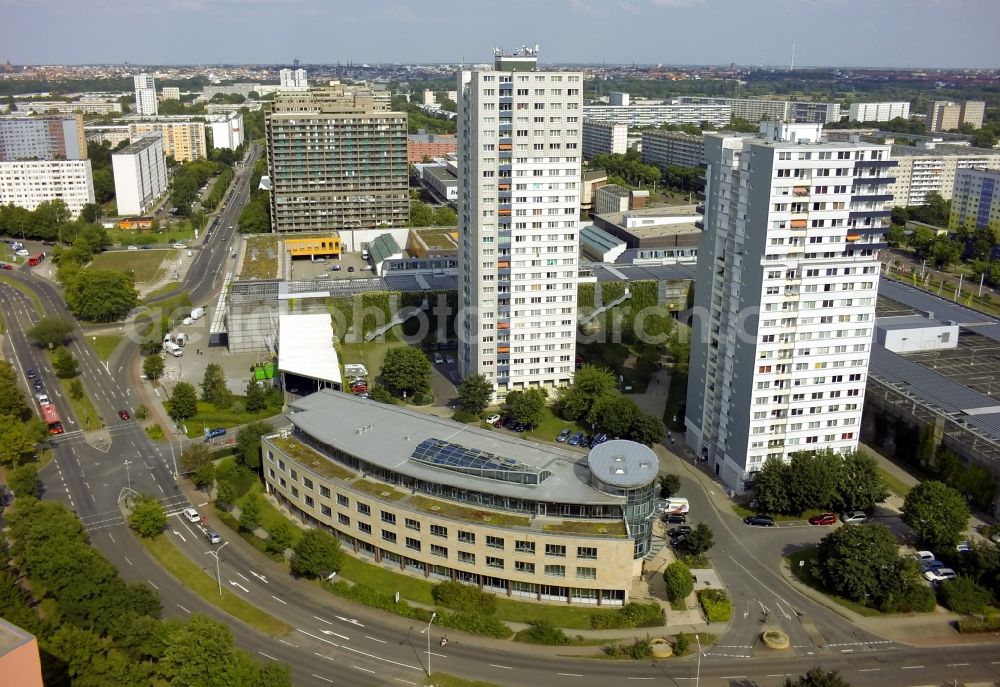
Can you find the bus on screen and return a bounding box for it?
[40,403,64,435]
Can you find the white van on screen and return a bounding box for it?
[344,363,368,378]
[663,497,689,514]
[163,341,183,357]
[190,307,206,320]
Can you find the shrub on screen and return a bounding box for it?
[938,577,994,615]
[452,409,480,424]
[432,580,497,616]
[881,582,936,613]
[698,589,732,622]
[515,620,570,645]
[602,638,653,660]
[437,610,513,639]
[957,613,1000,633]
[590,602,664,629]
[673,632,690,656]
[329,581,429,621]
[663,561,694,602]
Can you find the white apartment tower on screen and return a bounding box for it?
[279,68,308,91]
[133,73,158,116]
[112,133,167,216]
[686,122,894,491]
[457,48,582,401]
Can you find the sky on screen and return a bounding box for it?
[3,0,999,69]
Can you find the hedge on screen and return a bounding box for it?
[437,610,513,639]
[514,620,569,645]
[590,602,664,629]
[432,580,497,616]
[957,614,1000,633]
[698,589,732,622]
[603,637,653,659]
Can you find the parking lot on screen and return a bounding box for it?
[288,251,373,281]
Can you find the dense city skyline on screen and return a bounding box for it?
[3,0,998,69]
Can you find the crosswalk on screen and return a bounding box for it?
[78,493,191,532]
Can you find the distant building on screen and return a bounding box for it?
[0,114,87,161]
[678,96,840,124]
[641,130,706,171]
[417,163,458,203]
[927,100,986,132]
[19,99,121,115]
[84,125,130,147]
[0,159,95,216]
[584,100,730,128]
[582,121,627,159]
[592,204,701,264]
[127,121,207,162]
[888,143,1000,206]
[950,168,1000,236]
[133,73,158,116]
[112,133,167,216]
[279,68,308,91]
[0,619,43,687]
[422,89,436,106]
[161,86,180,101]
[594,184,647,215]
[848,102,910,123]
[208,113,244,150]
[875,315,958,354]
[407,133,457,163]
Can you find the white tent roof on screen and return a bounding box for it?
[277,314,342,386]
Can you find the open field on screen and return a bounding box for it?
[88,249,176,282]
[89,334,124,361]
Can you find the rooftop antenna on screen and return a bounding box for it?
[790,43,795,72]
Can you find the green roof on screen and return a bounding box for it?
[370,233,401,265]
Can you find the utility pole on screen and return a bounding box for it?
[695,633,702,687]
[420,611,437,676]
[205,541,229,596]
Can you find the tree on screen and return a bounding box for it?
[63,269,138,322]
[505,388,547,427]
[143,353,165,381]
[200,363,232,408]
[588,393,640,438]
[659,474,681,498]
[785,667,851,687]
[381,347,432,396]
[786,451,839,514]
[938,576,993,615]
[181,443,211,473]
[457,374,493,415]
[216,480,236,510]
[52,346,79,378]
[235,421,271,471]
[0,416,43,466]
[244,379,266,412]
[663,560,693,602]
[69,377,84,401]
[817,522,901,604]
[902,480,970,550]
[192,463,216,491]
[128,495,167,538]
[238,494,262,532]
[27,317,73,348]
[630,414,666,446]
[266,521,294,554]
[678,522,715,556]
[835,450,889,512]
[167,382,198,421]
[291,528,343,579]
[8,463,39,499]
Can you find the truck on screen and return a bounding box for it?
[163,341,183,357]
[344,363,368,378]
[190,307,206,321]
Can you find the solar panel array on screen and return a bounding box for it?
[410,438,550,485]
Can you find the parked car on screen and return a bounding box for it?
[347,266,355,272]
[808,512,837,526]
[668,525,693,538]
[492,417,505,428]
[206,427,226,439]
[127,245,139,251]
[502,417,517,430]
[663,513,687,524]
[445,355,454,364]
[182,508,201,523]
[744,514,776,527]
[556,428,572,443]
[485,414,501,425]
[913,550,936,563]
[956,541,971,553]
[433,352,444,364]
[118,409,130,421]
[448,341,457,349]
[921,559,946,573]
[841,511,868,525]
[514,423,527,433]
[924,567,957,583]
[669,533,688,547]
[332,264,342,271]
[592,433,608,445]
[581,435,593,448]
[568,431,584,446]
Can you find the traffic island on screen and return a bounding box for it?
[761,629,790,650]
[650,637,673,658]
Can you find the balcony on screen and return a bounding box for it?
[852,194,893,203]
[853,176,895,187]
[854,159,897,169]
[792,186,809,197]
[848,209,891,221]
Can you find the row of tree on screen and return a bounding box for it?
[555,365,665,446]
[0,361,47,467]
[591,151,661,187]
[751,449,890,515]
[410,198,457,227]
[237,158,271,233]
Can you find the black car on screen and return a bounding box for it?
[669,533,688,547]
[744,514,776,527]
[513,423,527,432]
[663,513,687,524]
[581,435,593,448]
[502,417,517,430]
[668,525,693,538]
[27,368,37,379]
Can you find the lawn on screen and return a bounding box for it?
[409,494,531,527]
[183,399,283,438]
[339,340,409,382]
[110,223,195,246]
[493,597,616,630]
[731,504,828,523]
[352,478,407,501]
[88,249,176,283]
[88,334,123,361]
[524,405,589,443]
[239,235,280,280]
[543,520,628,537]
[141,534,293,636]
[879,467,913,499]
[786,547,881,617]
[577,341,660,394]
[144,282,182,301]
[234,481,304,548]
[269,436,356,480]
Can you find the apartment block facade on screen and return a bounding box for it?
[583,101,730,128]
[950,168,1000,236]
[266,84,409,232]
[641,129,707,170]
[112,133,167,216]
[0,159,95,216]
[133,73,158,116]
[127,121,207,162]
[407,133,457,163]
[927,100,986,131]
[686,122,892,491]
[887,145,1000,206]
[582,121,627,159]
[0,114,86,161]
[457,51,581,400]
[848,102,910,123]
[208,113,244,150]
[679,97,841,124]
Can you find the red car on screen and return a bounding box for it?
[118,409,130,421]
[808,512,837,526]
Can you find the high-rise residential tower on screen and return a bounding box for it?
[133,73,158,116]
[0,114,87,161]
[686,122,894,491]
[456,48,582,401]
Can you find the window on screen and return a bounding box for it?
[358,522,372,535]
[320,486,331,498]
[486,556,504,569]
[338,513,350,526]
[302,477,313,489]
[382,530,397,544]
[406,537,421,552]
[321,504,332,517]
[357,503,370,516]
[381,511,396,525]
[576,567,597,580]
[457,551,476,564]
[405,518,420,531]
[430,524,448,538]
[545,544,566,557]
[457,530,475,544]
[577,546,597,559]
[544,564,566,577]
[487,536,505,550]
[430,544,448,558]
[337,494,348,507]
[515,561,535,574]
[515,540,535,554]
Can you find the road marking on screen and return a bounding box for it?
[320,630,350,640]
[271,595,287,605]
[489,664,512,669]
[313,615,333,625]
[314,652,335,662]
[236,571,251,582]
[353,666,376,675]
[176,604,190,614]
[278,639,295,647]
[298,630,422,671]
[250,570,269,583]
[627,678,654,681]
[124,556,133,566]
[858,669,880,672]
[366,635,387,644]
[767,675,790,678]
[719,678,747,681]
[393,680,417,686]
[947,663,970,667]
[257,652,278,661]
[336,615,365,627]
[229,580,250,593]
[557,674,584,677]
[171,530,187,542]
[147,580,159,590]
[108,533,116,543]
[311,675,334,684]
[901,666,924,670]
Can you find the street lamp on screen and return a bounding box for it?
[204,541,229,596]
[420,611,437,676]
[695,632,702,687]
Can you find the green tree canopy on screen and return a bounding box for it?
[505,388,547,427]
[244,378,267,412]
[456,374,493,415]
[128,495,168,538]
[143,353,165,381]
[27,317,73,348]
[901,480,971,550]
[235,421,272,471]
[381,346,432,396]
[677,522,715,556]
[817,522,901,605]
[200,363,232,408]
[291,528,343,579]
[52,346,79,378]
[167,382,198,421]
[180,443,211,473]
[238,493,262,532]
[785,667,851,687]
[662,560,693,602]
[8,463,39,499]
[64,269,138,321]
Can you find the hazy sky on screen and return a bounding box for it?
[3,0,998,69]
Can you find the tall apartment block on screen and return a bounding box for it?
[679,97,841,124]
[686,122,893,491]
[0,114,86,161]
[279,68,308,91]
[641,129,708,171]
[927,100,986,131]
[133,74,158,116]
[112,133,167,216]
[950,168,1000,235]
[266,83,409,232]
[848,102,910,123]
[887,143,1000,206]
[0,159,95,216]
[127,121,207,162]
[457,49,581,401]
[582,121,627,159]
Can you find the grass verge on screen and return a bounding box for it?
[141,534,293,636]
[88,334,124,361]
[88,249,177,282]
[786,547,880,617]
[184,400,282,438]
[426,674,507,687]
[493,597,617,630]
[0,272,44,313]
[878,467,913,499]
[731,504,827,522]
[144,282,182,301]
[54,374,102,431]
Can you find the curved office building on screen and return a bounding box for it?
[262,390,660,605]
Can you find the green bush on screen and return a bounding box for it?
[437,610,513,639]
[938,577,994,615]
[329,581,430,621]
[515,620,569,645]
[698,589,732,622]
[215,460,255,497]
[882,582,936,613]
[957,613,1000,633]
[590,602,665,629]
[663,561,694,602]
[411,390,434,405]
[432,580,497,616]
[673,632,690,656]
[602,638,653,660]
[452,409,480,424]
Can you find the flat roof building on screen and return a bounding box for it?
[0,619,43,687]
[112,133,168,216]
[950,168,1000,236]
[641,130,707,171]
[128,121,207,162]
[133,73,158,117]
[584,100,730,129]
[277,314,342,395]
[888,144,1000,207]
[582,121,628,160]
[0,114,86,161]
[208,112,244,150]
[0,159,94,216]
[927,100,985,132]
[848,102,910,123]
[408,133,457,163]
[592,204,701,264]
